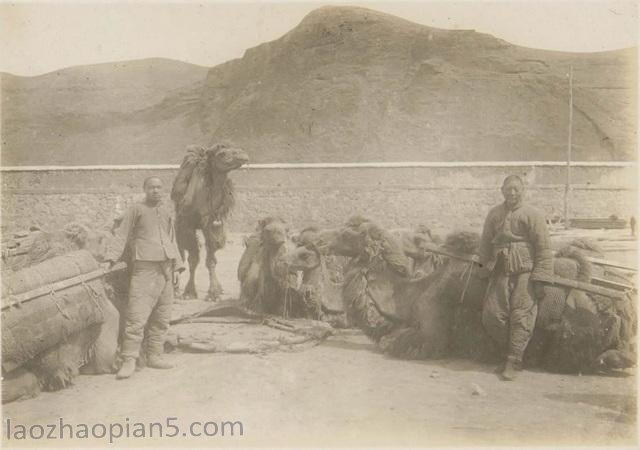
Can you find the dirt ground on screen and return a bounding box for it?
[2,232,637,447]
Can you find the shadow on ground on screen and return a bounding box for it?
[545,392,636,420]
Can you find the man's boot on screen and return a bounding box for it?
[501,359,520,381]
[146,354,175,369]
[116,358,136,380]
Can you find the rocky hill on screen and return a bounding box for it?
[1,6,636,165]
[1,58,209,165]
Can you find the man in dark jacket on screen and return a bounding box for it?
[107,176,183,379]
[478,175,552,381]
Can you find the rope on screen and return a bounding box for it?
[49,289,73,346]
[281,257,291,320]
[316,258,328,320]
[81,280,104,316]
[283,286,290,319]
[359,268,403,325]
[50,289,70,320]
[458,261,475,306]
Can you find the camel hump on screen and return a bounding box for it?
[443,231,481,255]
[566,237,605,258]
[554,245,592,282]
[171,145,207,204]
[537,245,593,329]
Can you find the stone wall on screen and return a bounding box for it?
[1,163,636,234]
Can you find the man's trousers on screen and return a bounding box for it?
[121,260,173,360]
[481,271,537,363]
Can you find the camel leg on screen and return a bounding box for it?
[173,245,187,299]
[203,223,225,302]
[176,218,199,300]
[183,245,200,299]
[205,250,223,302]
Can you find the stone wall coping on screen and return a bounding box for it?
[0,161,636,171]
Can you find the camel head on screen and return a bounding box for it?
[258,216,289,247]
[285,245,322,273]
[328,217,392,258]
[325,216,373,258]
[442,231,480,255]
[207,143,249,173]
[328,217,412,277]
[293,226,341,256]
[390,227,433,260]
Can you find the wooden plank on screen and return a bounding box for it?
[421,244,637,272]
[526,275,627,300]
[2,262,127,310]
[179,317,260,325]
[419,243,628,300]
[2,248,30,258]
[583,256,636,272]
[419,243,481,265]
[591,276,635,292]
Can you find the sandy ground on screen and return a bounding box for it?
[2,232,637,447]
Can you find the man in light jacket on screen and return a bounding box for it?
[478,175,552,381]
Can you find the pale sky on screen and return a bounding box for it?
[0,0,638,76]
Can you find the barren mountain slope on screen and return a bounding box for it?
[200,6,636,162]
[1,58,209,165]
[1,6,636,165]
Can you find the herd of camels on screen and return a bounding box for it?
[170,144,636,376]
[2,144,635,403]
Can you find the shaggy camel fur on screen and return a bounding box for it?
[287,224,442,328]
[2,223,121,403]
[287,227,348,326]
[171,144,249,300]
[238,217,314,318]
[2,223,112,271]
[388,234,635,374]
[327,218,425,340]
[327,218,635,374]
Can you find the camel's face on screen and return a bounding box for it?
[396,230,432,260]
[293,228,319,248]
[285,246,321,272]
[328,217,377,257]
[327,226,365,257]
[261,220,288,247]
[293,228,341,255]
[209,146,249,172]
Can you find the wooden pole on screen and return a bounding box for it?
[2,262,127,310]
[564,66,573,229]
[583,255,636,272]
[417,243,629,300]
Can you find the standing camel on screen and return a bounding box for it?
[171,144,249,300]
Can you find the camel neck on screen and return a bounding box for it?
[210,170,228,185]
[302,265,322,284]
[207,170,234,220]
